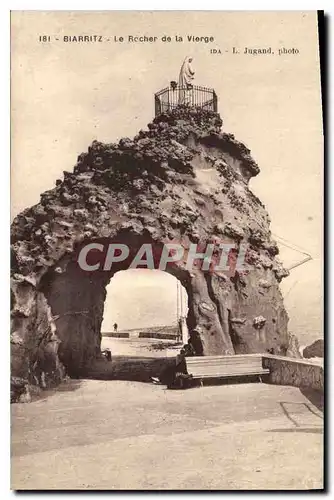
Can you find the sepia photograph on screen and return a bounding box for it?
[10,10,324,491]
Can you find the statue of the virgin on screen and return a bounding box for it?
[178,56,195,105]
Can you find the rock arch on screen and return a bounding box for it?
[11,106,291,395]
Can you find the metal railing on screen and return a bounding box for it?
[155,84,218,116]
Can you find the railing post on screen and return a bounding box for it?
[213,91,218,112]
[155,95,161,117]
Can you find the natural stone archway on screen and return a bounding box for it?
[37,231,234,378]
[11,105,294,397]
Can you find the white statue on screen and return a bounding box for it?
[178,56,195,105]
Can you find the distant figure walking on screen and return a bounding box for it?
[113,322,118,333]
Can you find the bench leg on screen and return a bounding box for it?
[258,375,263,383]
[200,378,203,388]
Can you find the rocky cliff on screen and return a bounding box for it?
[303,339,324,359]
[11,105,292,400]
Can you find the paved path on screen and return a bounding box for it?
[11,380,323,490]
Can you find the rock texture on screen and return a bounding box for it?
[303,339,324,359]
[286,332,302,359]
[11,105,292,396]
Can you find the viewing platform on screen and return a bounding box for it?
[154,82,218,116]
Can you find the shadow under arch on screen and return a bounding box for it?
[40,230,197,378]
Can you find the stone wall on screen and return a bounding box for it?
[263,355,324,391]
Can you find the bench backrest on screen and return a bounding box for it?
[186,354,265,378]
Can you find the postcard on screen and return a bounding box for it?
[11,11,324,490]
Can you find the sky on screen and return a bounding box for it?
[11,11,323,345]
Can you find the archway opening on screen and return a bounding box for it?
[101,269,189,358]
[40,232,194,377]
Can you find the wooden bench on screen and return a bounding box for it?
[185,354,270,386]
